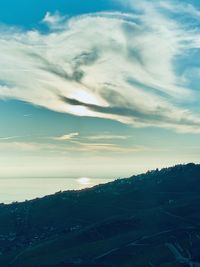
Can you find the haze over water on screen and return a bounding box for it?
[0,177,112,204]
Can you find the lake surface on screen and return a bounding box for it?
[0,177,113,204]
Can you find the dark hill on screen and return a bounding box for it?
[0,163,199,266]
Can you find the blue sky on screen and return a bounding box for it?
[0,0,121,27]
[0,0,200,179]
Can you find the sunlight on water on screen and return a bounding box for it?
[77,177,91,185]
[0,177,112,204]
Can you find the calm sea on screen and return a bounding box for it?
[0,177,113,204]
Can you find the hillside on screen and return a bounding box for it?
[0,163,199,266]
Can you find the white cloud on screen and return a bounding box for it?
[0,3,200,132]
[87,134,130,140]
[52,132,79,141]
[42,11,66,30]
[70,140,150,153]
[23,113,32,117]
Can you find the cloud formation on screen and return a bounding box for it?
[0,139,150,154]
[69,140,150,153]
[86,134,129,140]
[1,1,200,132]
[51,132,79,141]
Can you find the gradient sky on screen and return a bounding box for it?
[1,0,200,179]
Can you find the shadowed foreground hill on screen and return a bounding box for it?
[0,163,199,266]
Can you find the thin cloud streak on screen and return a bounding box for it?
[86,134,130,140]
[0,140,154,154]
[70,140,152,153]
[51,132,79,141]
[0,136,22,141]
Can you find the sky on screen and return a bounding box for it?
[1,0,200,179]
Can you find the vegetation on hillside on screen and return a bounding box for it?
[0,163,199,266]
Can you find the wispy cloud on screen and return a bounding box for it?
[86,134,130,140]
[42,11,66,30]
[0,142,43,151]
[23,114,32,117]
[0,139,151,155]
[70,140,150,153]
[0,141,68,153]
[0,131,149,154]
[51,132,79,141]
[0,2,200,132]
[0,136,21,141]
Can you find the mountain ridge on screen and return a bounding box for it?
[0,163,199,266]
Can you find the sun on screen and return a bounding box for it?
[77,177,91,186]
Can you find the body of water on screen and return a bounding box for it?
[0,177,113,204]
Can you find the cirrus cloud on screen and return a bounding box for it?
[0,2,200,132]
[51,132,79,141]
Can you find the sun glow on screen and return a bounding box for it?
[70,90,99,105]
[77,177,91,186]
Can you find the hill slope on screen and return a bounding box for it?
[0,163,200,266]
